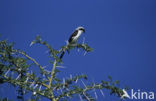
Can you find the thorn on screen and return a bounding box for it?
[65,40,69,45]
[83,92,90,101]
[44,69,51,74]
[100,90,105,97]
[79,94,83,101]
[77,48,80,52]
[66,88,70,91]
[23,90,26,94]
[83,51,87,56]
[63,78,65,89]
[30,81,35,88]
[75,78,79,84]
[94,90,98,99]
[25,77,29,83]
[16,74,21,80]
[63,78,65,83]
[53,87,56,91]
[42,74,46,79]
[11,53,15,55]
[81,80,87,88]
[33,84,38,89]
[42,65,48,69]
[70,74,72,79]
[5,69,10,76]
[59,88,64,98]
[56,66,66,68]
[30,42,34,47]
[31,71,33,74]
[39,85,42,91]
[92,81,98,99]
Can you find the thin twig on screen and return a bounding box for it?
[14,50,43,69]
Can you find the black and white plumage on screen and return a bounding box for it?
[60,27,85,59]
[68,27,85,44]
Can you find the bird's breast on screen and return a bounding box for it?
[73,30,83,40]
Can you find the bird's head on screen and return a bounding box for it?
[76,26,85,33]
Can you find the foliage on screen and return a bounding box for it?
[0,36,126,101]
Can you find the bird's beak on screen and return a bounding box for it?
[83,29,85,33]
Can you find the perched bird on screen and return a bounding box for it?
[60,26,85,59]
[68,27,85,44]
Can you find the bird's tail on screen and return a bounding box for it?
[60,51,65,59]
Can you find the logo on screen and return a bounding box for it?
[122,89,154,100]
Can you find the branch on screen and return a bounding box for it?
[13,50,43,70]
[48,60,57,88]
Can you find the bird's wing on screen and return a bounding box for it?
[68,30,78,43]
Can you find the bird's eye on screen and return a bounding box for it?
[80,28,84,31]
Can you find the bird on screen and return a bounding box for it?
[60,26,85,59]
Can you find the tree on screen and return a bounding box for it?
[0,36,127,101]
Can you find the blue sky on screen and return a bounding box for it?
[0,0,156,101]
